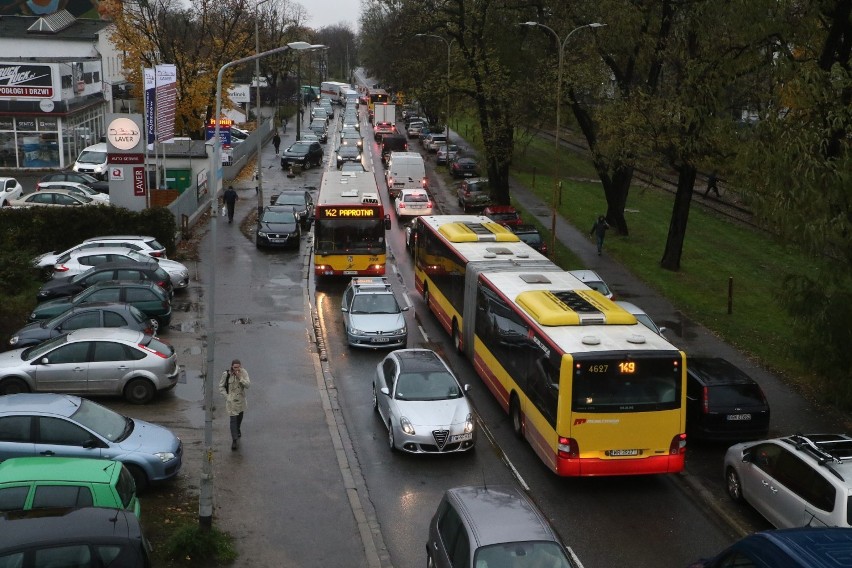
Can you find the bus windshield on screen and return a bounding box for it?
[315,218,385,255]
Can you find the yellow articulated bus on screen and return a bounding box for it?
[411,215,687,476]
[314,170,391,277]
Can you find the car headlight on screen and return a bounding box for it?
[391,327,406,335]
[464,413,475,434]
[348,326,364,335]
[29,312,38,320]
[257,230,268,237]
[400,416,415,435]
[154,451,176,463]
[290,230,300,237]
[9,335,19,346]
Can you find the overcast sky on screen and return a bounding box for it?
[305,0,361,31]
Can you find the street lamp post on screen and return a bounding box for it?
[520,21,605,259]
[255,0,272,215]
[415,33,455,166]
[204,40,321,529]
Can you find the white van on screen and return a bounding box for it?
[72,142,108,180]
[385,152,427,199]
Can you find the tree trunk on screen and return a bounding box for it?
[660,165,697,271]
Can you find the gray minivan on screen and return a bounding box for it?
[427,485,577,568]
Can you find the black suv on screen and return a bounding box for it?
[37,260,173,302]
[270,189,314,229]
[685,357,770,441]
[457,177,492,212]
[511,224,547,255]
[380,134,408,166]
[280,141,324,170]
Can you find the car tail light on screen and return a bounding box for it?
[421,178,428,188]
[557,437,579,459]
[142,322,155,335]
[138,343,169,358]
[670,433,687,455]
[150,251,164,258]
[427,201,433,208]
[156,280,168,289]
[54,264,69,272]
[702,386,710,414]
[36,183,45,191]
[398,202,405,209]
[388,177,394,186]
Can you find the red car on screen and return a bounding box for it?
[483,205,523,227]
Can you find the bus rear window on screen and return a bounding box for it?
[572,356,681,412]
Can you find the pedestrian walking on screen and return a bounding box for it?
[219,359,250,450]
[223,185,238,224]
[272,131,281,156]
[300,107,305,123]
[590,215,610,256]
[704,171,720,198]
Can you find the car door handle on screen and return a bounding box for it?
[39,451,55,456]
[73,366,85,372]
[761,480,778,493]
[432,541,438,551]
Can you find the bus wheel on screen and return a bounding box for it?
[451,321,462,353]
[510,395,524,439]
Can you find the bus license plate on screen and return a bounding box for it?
[343,270,358,275]
[608,449,640,456]
[372,337,390,343]
[727,414,752,421]
[451,433,473,442]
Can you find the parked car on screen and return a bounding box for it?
[308,118,328,143]
[406,121,425,139]
[8,188,98,208]
[0,327,180,404]
[0,456,141,518]
[280,141,324,170]
[483,204,523,227]
[450,157,480,178]
[457,178,492,212]
[35,181,110,204]
[255,206,301,249]
[29,280,172,330]
[9,302,155,349]
[298,132,321,144]
[373,349,475,453]
[336,144,362,169]
[511,224,547,255]
[341,277,408,349]
[36,171,109,193]
[395,188,433,219]
[423,133,447,152]
[435,144,460,165]
[686,357,770,440]
[34,235,167,269]
[428,485,577,568]
[50,247,189,289]
[270,189,314,229]
[0,177,23,207]
[0,507,152,566]
[37,260,173,302]
[614,300,666,336]
[723,434,852,529]
[0,393,183,489]
[567,269,613,299]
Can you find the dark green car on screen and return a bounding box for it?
[28,281,172,330]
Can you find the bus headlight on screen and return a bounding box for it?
[400,416,415,435]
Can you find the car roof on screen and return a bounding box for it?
[0,456,121,484]
[274,190,310,196]
[445,485,558,548]
[0,393,85,417]
[687,357,757,386]
[512,224,539,233]
[348,277,392,294]
[83,280,164,293]
[63,246,148,257]
[736,528,852,568]
[83,235,159,243]
[392,349,447,373]
[568,269,604,283]
[77,259,159,271]
[0,507,141,551]
[63,327,145,342]
[484,205,518,213]
[48,301,138,315]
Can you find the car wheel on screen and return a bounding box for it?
[372,384,379,412]
[726,467,744,502]
[124,378,156,404]
[510,395,524,439]
[126,464,148,492]
[149,318,159,333]
[0,377,30,396]
[388,421,397,452]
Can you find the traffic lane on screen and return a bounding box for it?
[316,282,520,568]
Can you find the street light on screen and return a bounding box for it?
[255,0,272,215]
[415,33,455,165]
[295,46,329,143]
[204,39,320,529]
[520,21,605,260]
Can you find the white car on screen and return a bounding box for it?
[51,246,190,289]
[568,269,614,299]
[0,177,23,207]
[34,235,167,269]
[36,181,110,204]
[436,144,460,165]
[395,188,433,219]
[615,300,666,336]
[8,188,99,208]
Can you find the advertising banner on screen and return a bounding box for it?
[0,63,54,99]
[155,64,177,144]
[144,68,155,150]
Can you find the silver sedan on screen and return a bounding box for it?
[372,349,476,454]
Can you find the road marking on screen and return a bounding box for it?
[474,414,529,491]
[417,324,428,342]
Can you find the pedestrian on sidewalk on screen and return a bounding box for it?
[219,359,250,450]
[590,215,610,256]
[272,131,281,156]
[223,185,238,224]
[704,171,720,198]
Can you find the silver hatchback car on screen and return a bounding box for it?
[341,277,408,348]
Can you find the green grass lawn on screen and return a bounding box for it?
[448,114,825,392]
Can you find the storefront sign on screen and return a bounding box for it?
[107,117,141,150]
[108,153,144,164]
[133,167,146,196]
[0,63,54,98]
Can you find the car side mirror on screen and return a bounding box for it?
[463,384,471,392]
[380,387,390,396]
[658,326,667,334]
[401,306,410,312]
[40,357,50,365]
[341,307,348,313]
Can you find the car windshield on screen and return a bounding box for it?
[394,371,461,401]
[474,542,573,568]
[123,249,150,263]
[351,294,400,314]
[275,195,305,207]
[262,210,296,223]
[77,150,106,164]
[71,397,133,442]
[585,281,612,296]
[70,266,99,283]
[518,233,542,246]
[404,193,428,203]
[288,143,312,153]
[22,333,69,360]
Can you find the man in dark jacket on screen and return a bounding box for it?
[590,215,610,256]
[223,186,238,223]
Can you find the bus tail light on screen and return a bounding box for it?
[701,386,710,414]
[669,433,687,455]
[557,437,579,459]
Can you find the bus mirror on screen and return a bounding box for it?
[384,215,391,230]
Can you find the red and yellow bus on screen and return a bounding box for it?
[411,215,687,476]
[367,88,389,122]
[314,171,391,277]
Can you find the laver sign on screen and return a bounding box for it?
[107,117,142,151]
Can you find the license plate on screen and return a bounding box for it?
[372,337,390,343]
[727,414,752,421]
[451,433,473,442]
[463,173,473,177]
[269,238,285,243]
[343,270,358,275]
[608,449,640,456]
